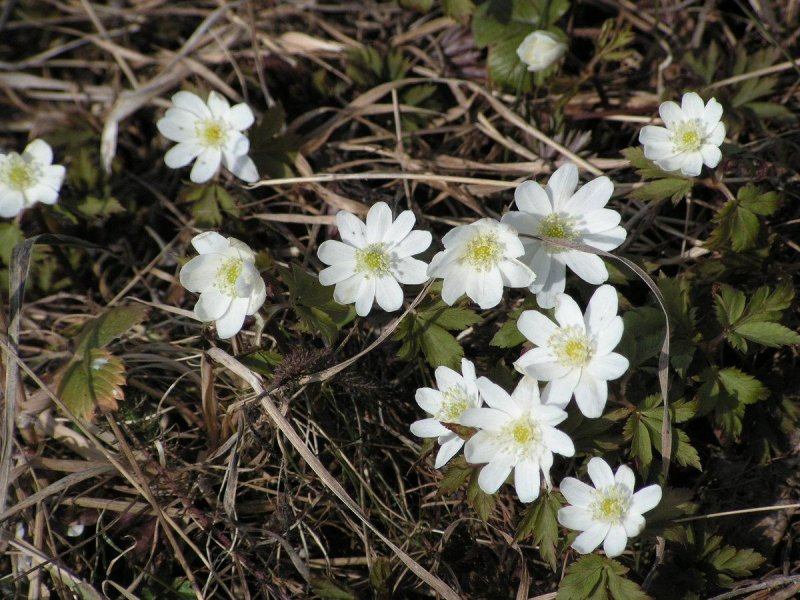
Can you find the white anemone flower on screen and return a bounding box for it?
[516,30,567,72]
[427,218,534,310]
[514,285,628,418]
[157,90,258,184]
[639,92,725,177]
[410,358,482,468]
[501,163,626,309]
[0,139,66,218]
[460,376,575,503]
[179,231,266,339]
[558,457,662,557]
[318,202,432,317]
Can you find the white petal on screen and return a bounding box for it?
[643,143,679,161]
[614,464,636,491]
[318,240,357,265]
[27,183,58,205]
[658,101,684,129]
[514,180,553,216]
[189,148,222,183]
[547,163,579,210]
[540,368,580,405]
[654,153,689,173]
[477,455,514,494]
[435,436,465,468]
[207,90,231,119]
[164,142,202,169]
[558,505,594,531]
[195,288,232,321]
[703,97,723,128]
[584,284,618,335]
[439,264,467,306]
[464,431,502,463]
[245,280,266,314]
[366,202,392,243]
[700,145,722,168]
[392,257,429,285]
[514,459,541,503]
[501,211,539,240]
[578,208,621,234]
[434,365,462,391]
[517,310,559,348]
[679,152,704,177]
[384,209,416,244]
[172,91,211,118]
[564,251,608,285]
[157,111,198,142]
[336,211,367,247]
[180,254,220,291]
[498,259,534,288]
[415,387,442,414]
[410,417,449,438]
[224,131,250,157]
[562,176,613,214]
[229,103,255,130]
[587,457,615,489]
[572,522,610,554]
[392,230,432,258]
[510,376,541,412]
[631,484,662,514]
[0,192,23,217]
[354,277,376,316]
[542,427,575,457]
[24,139,53,164]
[559,477,596,508]
[466,268,504,309]
[374,276,403,312]
[527,245,553,291]
[554,294,585,329]
[332,273,364,305]
[588,353,628,384]
[581,228,627,252]
[476,378,522,417]
[681,92,705,120]
[318,263,357,286]
[707,122,726,146]
[573,372,608,418]
[593,320,625,357]
[638,125,671,145]
[623,513,646,537]
[517,357,573,382]
[215,297,249,338]
[191,231,228,254]
[227,154,259,183]
[603,524,629,558]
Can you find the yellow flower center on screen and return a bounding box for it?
[538,213,578,252]
[673,121,704,153]
[216,258,244,295]
[196,119,228,148]
[549,325,593,368]
[463,233,503,271]
[437,386,470,422]
[355,243,391,277]
[591,485,631,523]
[504,418,541,448]
[2,154,37,191]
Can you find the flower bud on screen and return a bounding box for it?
[516,30,567,72]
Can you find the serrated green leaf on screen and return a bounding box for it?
[75,305,150,356]
[557,555,649,600]
[630,177,693,203]
[239,350,283,376]
[420,322,464,369]
[515,491,561,570]
[467,471,496,521]
[487,32,534,92]
[738,184,779,215]
[57,349,125,421]
[713,284,747,328]
[418,304,481,330]
[747,101,796,121]
[310,576,357,600]
[77,195,125,218]
[734,321,800,347]
[717,367,769,405]
[438,455,472,494]
[709,545,764,584]
[281,265,355,344]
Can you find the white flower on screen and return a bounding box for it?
[639,92,725,177]
[501,163,626,309]
[460,376,575,503]
[410,358,483,468]
[318,202,432,317]
[558,457,662,557]
[0,139,66,218]
[179,231,266,339]
[427,218,534,310]
[514,285,628,418]
[157,90,259,184]
[516,30,567,72]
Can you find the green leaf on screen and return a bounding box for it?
[0,222,25,265]
[420,323,464,369]
[310,576,357,600]
[738,184,779,215]
[708,545,764,587]
[368,556,392,595]
[490,317,527,348]
[707,185,779,252]
[630,177,693,203]
[77,195,125,218]
[557,555,651,600]
[239,350,283,376]
[418,304,481,330]
[467,471,496,521]
[696,367,768,438]
[487,32,534,92]
[398,0,434,11]
[515,491,561,570]
[717,367,769,405]
[57,349,125,421]
[75,305,150,356]
[438,455,472,494]
[394,298,477,369]
[734,321,800,347]
[747,101,797,121]
[442,0,475,23]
